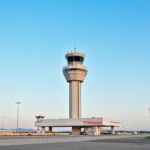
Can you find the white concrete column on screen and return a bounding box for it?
[111,126,115,135]
[41,127,45,133]
[79,81,81,118]
[69,81,81,118]
[95,126,101,135]
[99,126,101,135]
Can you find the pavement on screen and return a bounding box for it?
[0,135,150,150]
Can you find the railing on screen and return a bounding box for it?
[63,63,87,68]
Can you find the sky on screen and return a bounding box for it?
[0,0,150,130]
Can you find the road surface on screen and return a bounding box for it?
[0,134,150,150]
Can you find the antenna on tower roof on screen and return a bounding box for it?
[74,44,76,52]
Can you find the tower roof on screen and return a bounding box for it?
[65,52,85,65]
[65,52,85,59]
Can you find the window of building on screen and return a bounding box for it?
[67,56,84,63]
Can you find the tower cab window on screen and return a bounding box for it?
[74,56,81,62]
[67,56,74,62]
[67,56,84,63]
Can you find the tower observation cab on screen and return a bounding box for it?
[63,52,87,83]
[63,50,88,119]
[66,52,85,65]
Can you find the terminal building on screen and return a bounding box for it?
[35,48,121,135]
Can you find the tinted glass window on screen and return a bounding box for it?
[81,57,84,63]
[67,56,73,62]
[69,68,87,72]
[67,56,84,63]
[74,56,81,62]
[63,68,87,73]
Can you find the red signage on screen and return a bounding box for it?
[83,121,102,125]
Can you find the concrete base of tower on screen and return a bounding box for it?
[72,127,81,135]
[35,117,121,135]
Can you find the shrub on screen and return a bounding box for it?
[146,136,150,139]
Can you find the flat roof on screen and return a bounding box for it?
[35,118,121,127]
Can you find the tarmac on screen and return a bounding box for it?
[0,134,150,150]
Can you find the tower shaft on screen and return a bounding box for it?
[69,81,81,118]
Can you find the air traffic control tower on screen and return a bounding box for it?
[35,48,121,135]
[63,47,88,118]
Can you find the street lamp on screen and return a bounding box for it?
[2,116,4,132]
[0,116,7,133]
[15,102,21,132]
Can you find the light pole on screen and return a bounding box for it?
[15,102,21,132]
[0,116,6,133]
[2,116,4,133]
